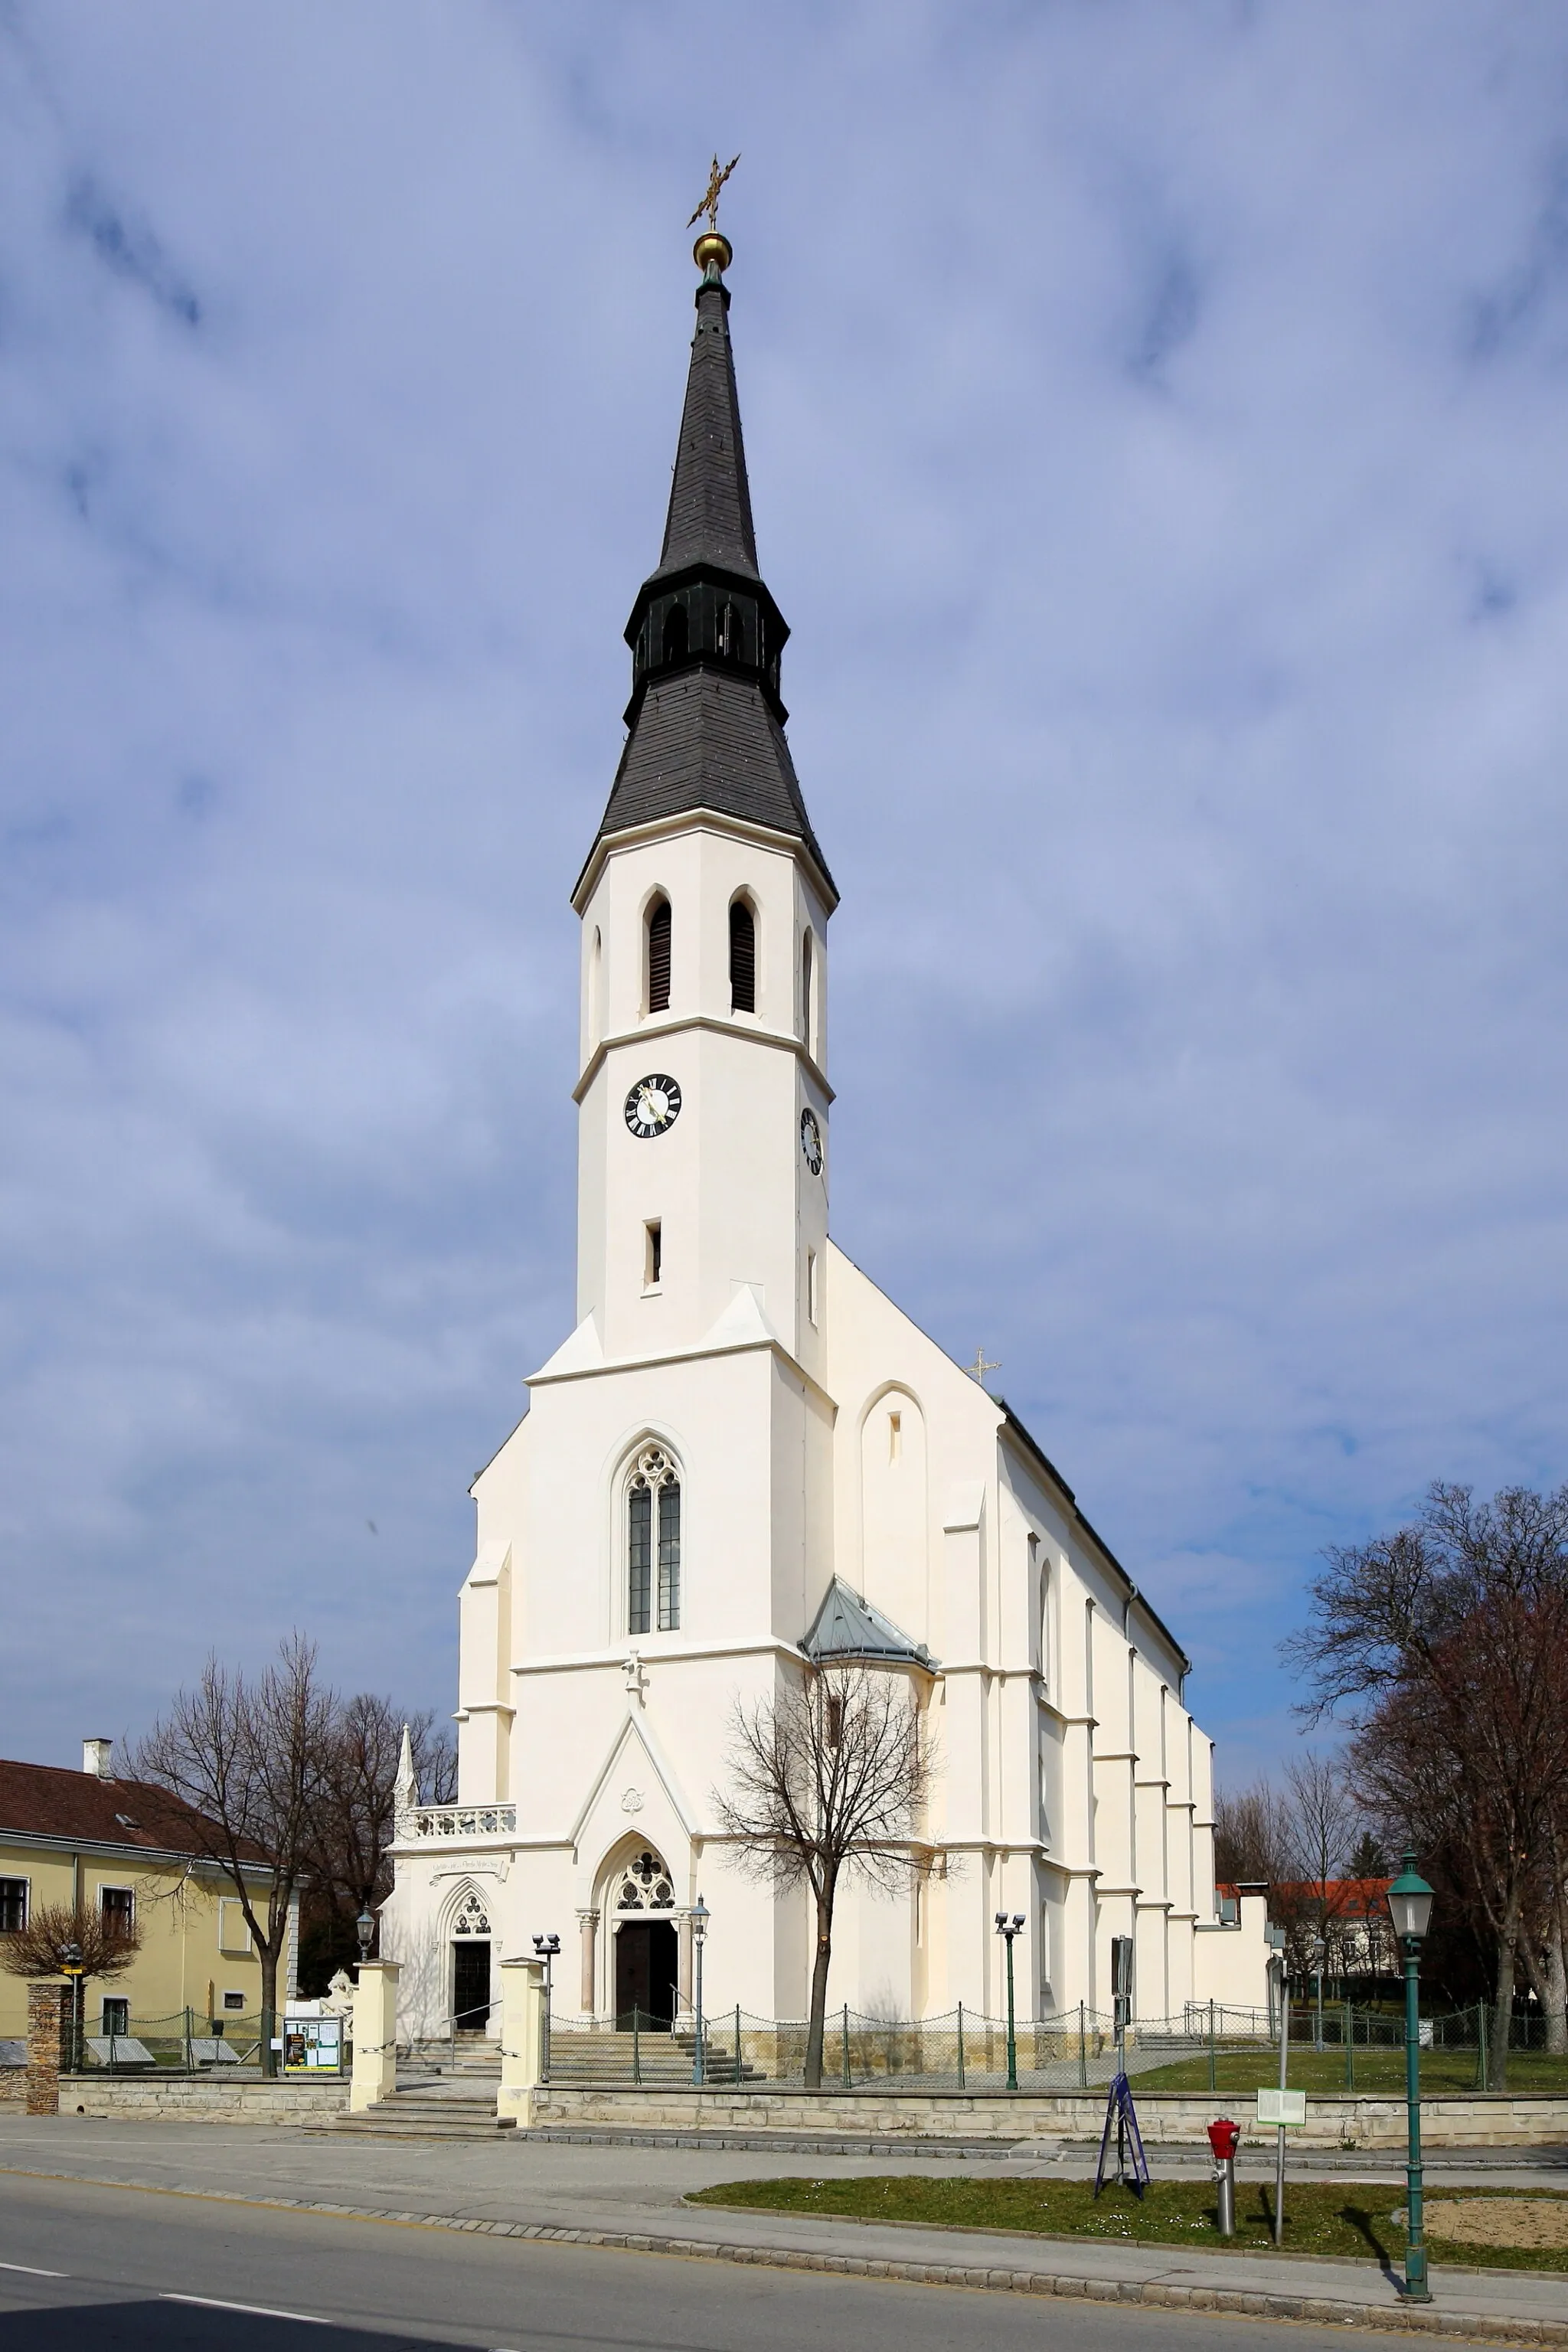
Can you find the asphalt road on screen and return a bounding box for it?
[0,2169,1413,2352]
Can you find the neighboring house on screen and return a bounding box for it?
[1274,1879,1398,1985]
[383,232,1271,2036]
[0,1740,288,2040]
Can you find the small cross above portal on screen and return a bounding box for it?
[969,1348,1001,1388]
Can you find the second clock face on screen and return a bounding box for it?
[800,1107,824,1175]
[625,1073,683,1138]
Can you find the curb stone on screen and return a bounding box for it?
[1,2161,1564,2342]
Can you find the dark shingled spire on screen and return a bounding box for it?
[583,236,832,893]
[655,273,760,583]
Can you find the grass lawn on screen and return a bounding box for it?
[1133,2049,1568,2096]
[687,2175,1568,2275]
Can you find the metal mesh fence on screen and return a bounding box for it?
[64,2009,270,2072]
[545,2000,1568,2092]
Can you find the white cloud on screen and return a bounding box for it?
[2,2,1565,1788]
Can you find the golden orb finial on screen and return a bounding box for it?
[693,229,733,279]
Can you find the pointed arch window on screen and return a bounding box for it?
[661,605,688,665]
[628,1445,681,1634]
[729,897,756,1014]
[645,896,671,1014]
[717,601,740,660]
[801,930,815,1051]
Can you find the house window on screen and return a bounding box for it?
[644,1220,662,1290]
[628,1446,681,1635]
[0,1878,27,1933]
[645,896,671,1013]
[100,1886,134,1934]
[825,1693,844,1749]
[218,1898,252,1955]
[223,1990,246,2012]
[729,898,756,1013]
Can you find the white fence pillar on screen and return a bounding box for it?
[350,1960,400,2113]
[498,1957,546,2125]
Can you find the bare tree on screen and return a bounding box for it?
[1285,1482,1568,2087]
[302,1697,456,1985]
[1285,1752,1357,1981]
[131,1635,334,2076]
[0,1899,141,2058]
[714,1663,933,2089]
[1213,1777,1293,1888]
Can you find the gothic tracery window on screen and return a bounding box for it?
[452,1890,490,1936]
[628,1445,681,1635]
[616,1849,675,1909]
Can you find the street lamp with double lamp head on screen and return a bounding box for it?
[995,1913,1025,2091]
[532,1934,560,2083]
[1387,1853,1436,2304]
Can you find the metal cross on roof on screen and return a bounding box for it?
[688,152,740,233]
[969,1348,1001,1387]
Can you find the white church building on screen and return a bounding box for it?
[384,227,1268,2040]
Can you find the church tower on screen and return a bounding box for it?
[570,227,836,1380]
[386,217,1267,2047]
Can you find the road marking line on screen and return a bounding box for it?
[0,2262,67,2277]
[162,2292,328,2324]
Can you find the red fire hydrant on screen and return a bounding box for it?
[1207,2117,1241,2237]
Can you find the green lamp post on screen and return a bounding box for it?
[995,1912,1024,2090]
[1387,1852,1436,2303]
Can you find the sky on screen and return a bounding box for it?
[2,2,1566,1788]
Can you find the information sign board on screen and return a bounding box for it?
[283,2014,343,2074]
[1256,2087,1306,2126]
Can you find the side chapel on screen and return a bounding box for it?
[383,225,1269,2037]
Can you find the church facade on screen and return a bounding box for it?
[383,230,1267,2038]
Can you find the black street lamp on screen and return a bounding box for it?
[994,1913,1024,2091]
[355,1906,375,1963]
[60,1939,86,2072]
[1387,1853,1436,2305]
[691,1898,709,2087]
[532,1934,560,2083]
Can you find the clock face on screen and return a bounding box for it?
[625,1073,683,1138]
[800,1107,824,1176]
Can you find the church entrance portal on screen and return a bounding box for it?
[609,1846,678,2028]
[453,1938,491,2031]
[615,1919,678,2027]
[450,1889,492,2033]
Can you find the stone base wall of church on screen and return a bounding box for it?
[526,2084,1568,2149]
[54,2075,350,2124]
[0,2066,24,2109]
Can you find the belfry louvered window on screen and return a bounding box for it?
[628,1446,681,1635]
[661,606,688,665]
[646,897,671,1013]
[729,899,756,1014]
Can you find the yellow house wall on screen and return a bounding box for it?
[0,1842,265,2038]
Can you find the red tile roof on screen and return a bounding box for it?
[0,1758,270,1867]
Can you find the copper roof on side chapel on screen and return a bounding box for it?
[584,234,833,891]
